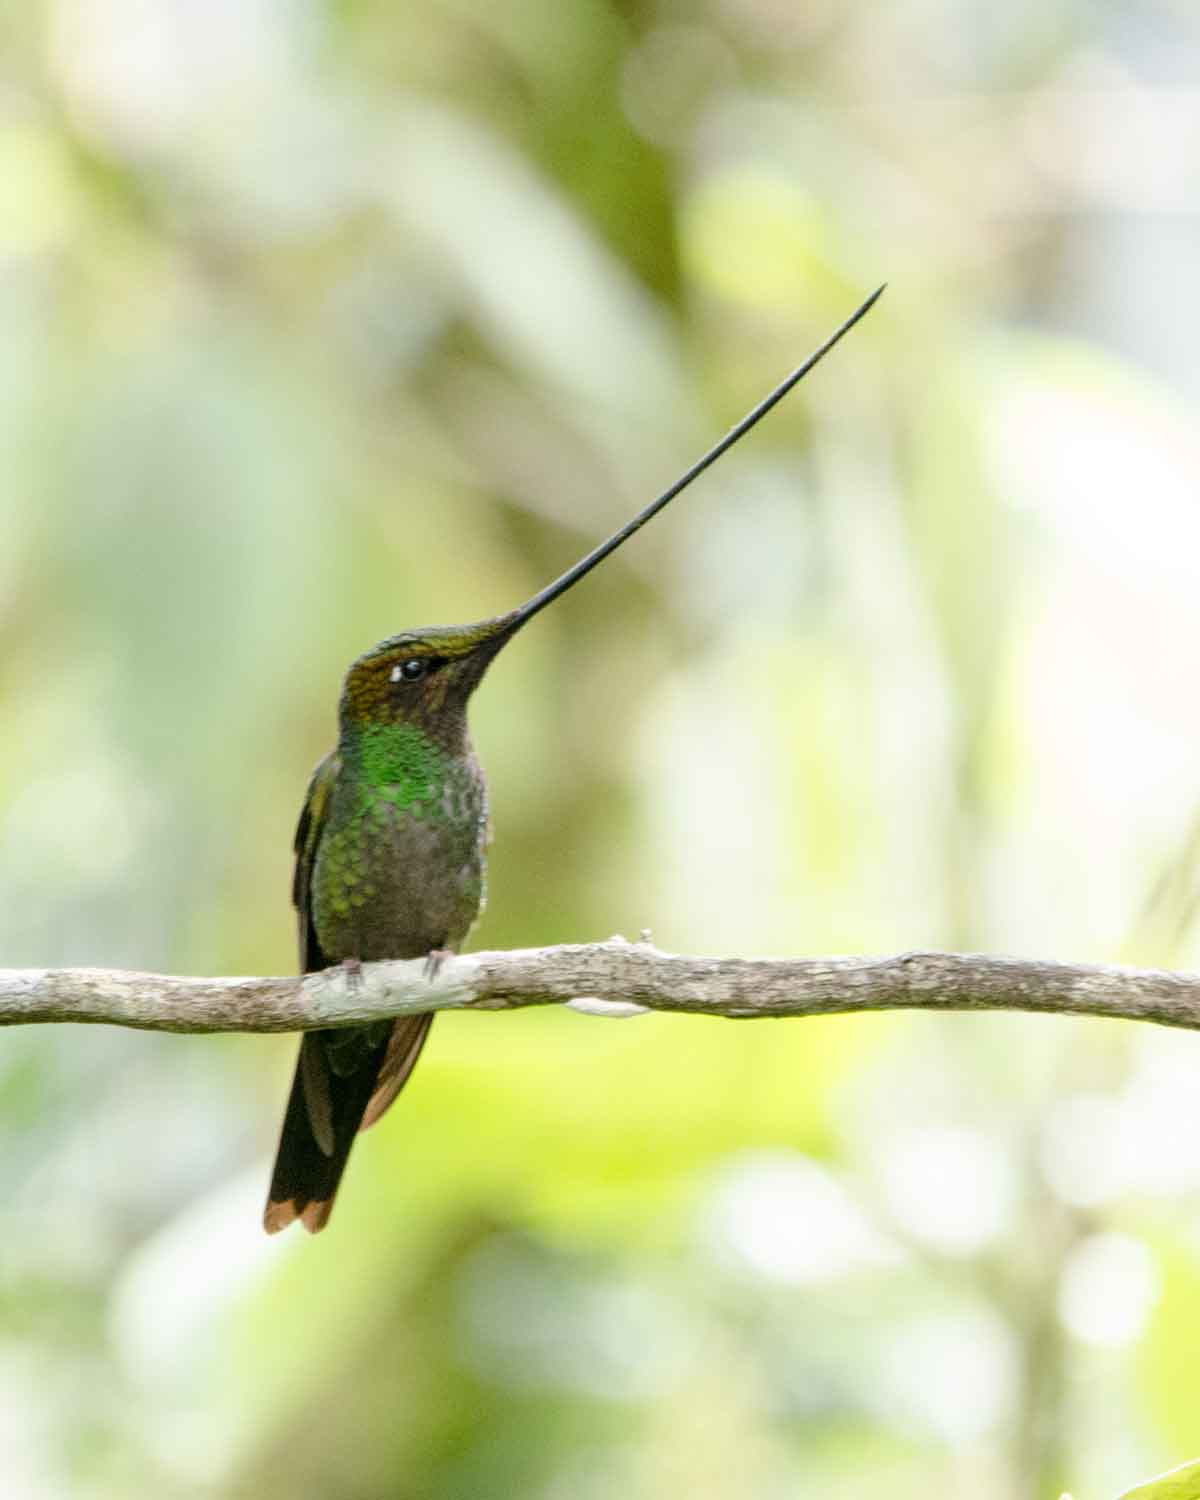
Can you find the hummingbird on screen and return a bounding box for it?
[264,285,884,1233]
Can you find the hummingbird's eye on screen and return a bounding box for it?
[391,658,427,684]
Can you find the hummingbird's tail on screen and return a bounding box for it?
[263,1015,432,1233]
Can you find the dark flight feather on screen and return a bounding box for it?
[264,754,433,1233]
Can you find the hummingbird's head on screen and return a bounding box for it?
[338,612,521,741]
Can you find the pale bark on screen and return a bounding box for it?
[0,943,1196,1034]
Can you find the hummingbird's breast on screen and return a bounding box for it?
[311,730,488,962]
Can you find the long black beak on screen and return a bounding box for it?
[502,283,885,634]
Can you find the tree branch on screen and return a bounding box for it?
[1,942,1199,1034]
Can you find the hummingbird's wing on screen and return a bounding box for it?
[292,750,339,974]
[290,749,430,1135]
[359,1010,432,1131]
[265,753,432,1233]
[287,751,342,1151]
[264,752,373,1233]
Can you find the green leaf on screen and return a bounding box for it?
[1119,1458,1200,1500]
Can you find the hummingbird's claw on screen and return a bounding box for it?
[424,948,453,981]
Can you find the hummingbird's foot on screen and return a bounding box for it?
[341,956,364,990]
[424,948,453,981]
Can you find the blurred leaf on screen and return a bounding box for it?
[1119,1459,1200,1500]
[1138,1240,1200,1454]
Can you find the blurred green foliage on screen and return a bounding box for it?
[4,1,1200,1497]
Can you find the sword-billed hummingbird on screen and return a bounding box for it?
[264,286,884,1232]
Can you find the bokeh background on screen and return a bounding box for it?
[3,2,1200,1497]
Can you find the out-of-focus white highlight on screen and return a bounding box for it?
[1041,1094,1131,1208]
[1119,1036,1200,1196]
[1021,70,1200,214]
[985,352,1200,955]
[992,372,1200,581]
[1057,1233,1159,1348]
[702,1151,899,1282]
[0,1348,60,1500]
[1041,1038,1200,1206]
[878,1126,1015,1254]
[52,0,297,150]
[872,1310,1018,1446]
[109,1169,288,1479]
